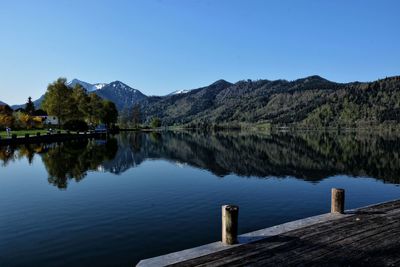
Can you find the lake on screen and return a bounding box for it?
[1,130,399,266]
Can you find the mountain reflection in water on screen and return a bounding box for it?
[1,130,399,188]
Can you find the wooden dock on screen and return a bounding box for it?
[138,193,400,266]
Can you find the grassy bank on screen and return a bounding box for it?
[0,129,66,138]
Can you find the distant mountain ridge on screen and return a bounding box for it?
[168,89,191,95]
[66,79,107,92]
[11,79,147,110]
[140,75,400,127]
[0,100,7,106]
[8,75,400,127]
[95,81,147,110]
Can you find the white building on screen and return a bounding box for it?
[38,116,59,125]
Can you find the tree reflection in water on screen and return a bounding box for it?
[0,139,118,189]
[42,139,118,188]
[1,131,400,189]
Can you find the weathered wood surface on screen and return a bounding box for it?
[168,200,400,267]
[222,205,239,245]
[331,188,345,213]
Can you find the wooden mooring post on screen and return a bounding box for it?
[222,205,239,245]
[138,198,400,266]
[331,188,345,214]
[220,188,344,245]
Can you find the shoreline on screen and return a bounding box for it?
[2,126,400,146]
[0,132,109,146]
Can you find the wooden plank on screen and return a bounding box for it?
[217,219,400,266]
[169,200,400,267]
[356,199,400,213]
[312,229,400,266]
[285,221,400,266]
[235,211,400,266]
[138,213,344,267]
[280,213,400,263]
[172,215,375,265]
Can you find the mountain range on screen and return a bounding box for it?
[6,78,194,111]
[140,75,400,127]
[66,79,148,110]
[10,79,148,110]
[3,75,400,126]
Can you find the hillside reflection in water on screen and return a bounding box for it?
[1,130,400,188]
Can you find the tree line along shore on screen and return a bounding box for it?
[0,78,162,136]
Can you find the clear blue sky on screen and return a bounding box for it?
[0,0,399,105]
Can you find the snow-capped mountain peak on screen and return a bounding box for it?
[93,83,107,90]
[11,78,148,111]
[169,89,191,95]
[93,80,147,110]
[107,81,139,93]
[66,79,108,92]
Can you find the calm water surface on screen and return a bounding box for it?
[0,131,399,266]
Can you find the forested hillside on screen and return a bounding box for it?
[5,75,400,128]
[140,76,400,127]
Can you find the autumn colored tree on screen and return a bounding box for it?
[0,105,14,129]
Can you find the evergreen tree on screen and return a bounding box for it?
[86,93,104,125]
[25,96,35,115]
[118,108,130,128]
[150,117,161,128]
[101,100,118,127]
[131,104,141,128]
